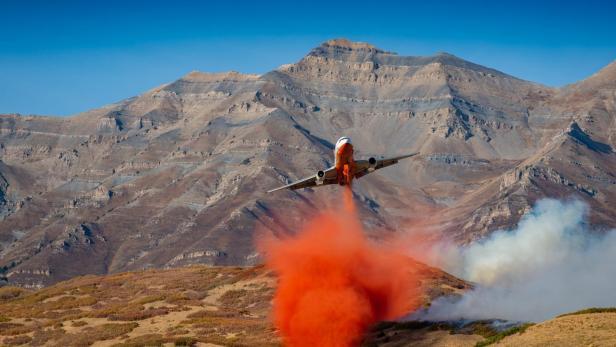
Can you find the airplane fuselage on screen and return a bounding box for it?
[266,135,417,193]
[334,137,356,186]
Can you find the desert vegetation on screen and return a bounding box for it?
[557,307,616,317]
[3,264,605,346]
[0,265,279,346]
[0,263,475,346]
[474,323,534,347]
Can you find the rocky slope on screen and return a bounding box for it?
[1,39,615,287]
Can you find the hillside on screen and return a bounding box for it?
[496,311,616,346]
[1,39,615,287]
[0,264,471,346]
[1,265,614,347]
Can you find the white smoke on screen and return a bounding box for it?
[416,199,616,322]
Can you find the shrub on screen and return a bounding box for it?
[3,334,32,346]
[55,322,139,346]
[0,323,33,336]
[30,327,66,345]
[108,307,169,321]
[134,295,165,305]
[165,292,191,304]
[110,334,197,347]
[187,309,239,321]
[219,289,248,308]
[474,323,534,347]
[71,284,98,295]
[0,287,28,302]
[173,336,197,346]
[557,307,616,317]
[44,295,98,310]
[71,320,88,327]
[111,333,165,347]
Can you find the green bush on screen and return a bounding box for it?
[474,323,534,347]
[557,307,616,317]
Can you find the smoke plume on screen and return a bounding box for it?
[416,199,616,322]
[260,189,423,347]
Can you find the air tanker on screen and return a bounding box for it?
[268,136,417,193]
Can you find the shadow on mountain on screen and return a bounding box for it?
[568,122,612,154]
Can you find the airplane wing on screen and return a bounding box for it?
[267,166,338,193]
[354,153,418,179]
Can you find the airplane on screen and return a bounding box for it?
[267,136,418,193]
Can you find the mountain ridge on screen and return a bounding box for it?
[0,39,615,287]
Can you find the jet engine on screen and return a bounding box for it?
[368,157,377,172]
[315,170,325,185]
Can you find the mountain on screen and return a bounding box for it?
[1,39,615,287]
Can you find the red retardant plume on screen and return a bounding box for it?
[259,189,423,347]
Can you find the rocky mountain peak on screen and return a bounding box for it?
[180,70,260,82]
[301,39,515,82]
[321,38,387,52]
[306,38,394,63]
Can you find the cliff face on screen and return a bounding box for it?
[1,39,615,287]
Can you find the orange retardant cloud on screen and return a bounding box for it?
[259,189,423,347]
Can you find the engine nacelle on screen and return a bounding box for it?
[315,170,325,185]
[368,157,377,172]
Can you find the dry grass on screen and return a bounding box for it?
[0,265,280,346]
[0,287,29,302]
[108,307,169,321]
[474,323,534,347]
[2,334,32,346]
[30,327,66,346]
[0,322,36,336]
[0,264,481,347]
[71,320,88,327]
[557,307,616,317]
[110,333,198,346]
[496,312,616,346]
[134,294,165,305]
[55,322,138,346]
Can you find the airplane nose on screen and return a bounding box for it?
[337,143,353,156]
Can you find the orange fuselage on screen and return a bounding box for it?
[335,143,355,186]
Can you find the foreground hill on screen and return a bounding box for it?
[0,264,470,346]
[363,311,616,347]
[1,39,615,287]
[496,311,616,347]
[1,265,614,347]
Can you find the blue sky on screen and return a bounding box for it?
[1,0,615,116]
